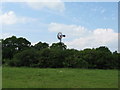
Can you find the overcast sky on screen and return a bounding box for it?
[1,1,118,52]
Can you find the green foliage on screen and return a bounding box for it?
[2,36,120,69]
[63,49,79,68]
[34,42,49,50]
[13,49,39,67]
[49,49,65,68]
[94,47,113,69]
[2,36,31,60]
[50,42,67,50]
[17,37,31,51]
[37,48,51,68]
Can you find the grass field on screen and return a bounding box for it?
[2,67,118,88]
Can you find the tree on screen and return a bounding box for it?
[34,42,49,50]
[95,46,113,69]
[48,49,65,68]
[80,48,97,69]
[2,35,120,69]
[2,36,18,59]
[118,53,120,69]
[17,37,31,51]
[50,42,67,50]
[38,48,65,68]
[2,36,31,60]
[63,49,79,68]
[112,51,119,69]
[37,48,51,68]
[13,49,39,67]
[96,46,111,53]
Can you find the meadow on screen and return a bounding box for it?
[2,67,118,88]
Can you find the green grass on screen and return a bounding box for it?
[2,67,118,88]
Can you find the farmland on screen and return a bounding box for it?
[2,67,118,88]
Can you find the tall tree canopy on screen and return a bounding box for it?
[34,42,49,50]
[2,36,120,69]
[50,42,67,50]
[2,36,31,60]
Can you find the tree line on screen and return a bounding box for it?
[2,36,120,69]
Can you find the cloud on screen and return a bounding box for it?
[26,0,65,12]
[66,28,117,50]
[48,23,88,38]
[0,11,37,25]
[0,11,17,25]
[48,22,118,51]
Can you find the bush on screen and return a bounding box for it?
[2,59,14,66]
[13,49,40,67]
[38,48,65,68]
[75,58,88,68]
[37,48,51,68]
[2,36,119,69]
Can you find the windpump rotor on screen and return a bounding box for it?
[57,32,65,42]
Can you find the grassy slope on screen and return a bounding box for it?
[2,67,118,88]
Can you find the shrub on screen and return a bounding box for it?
[13,49,39,67]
